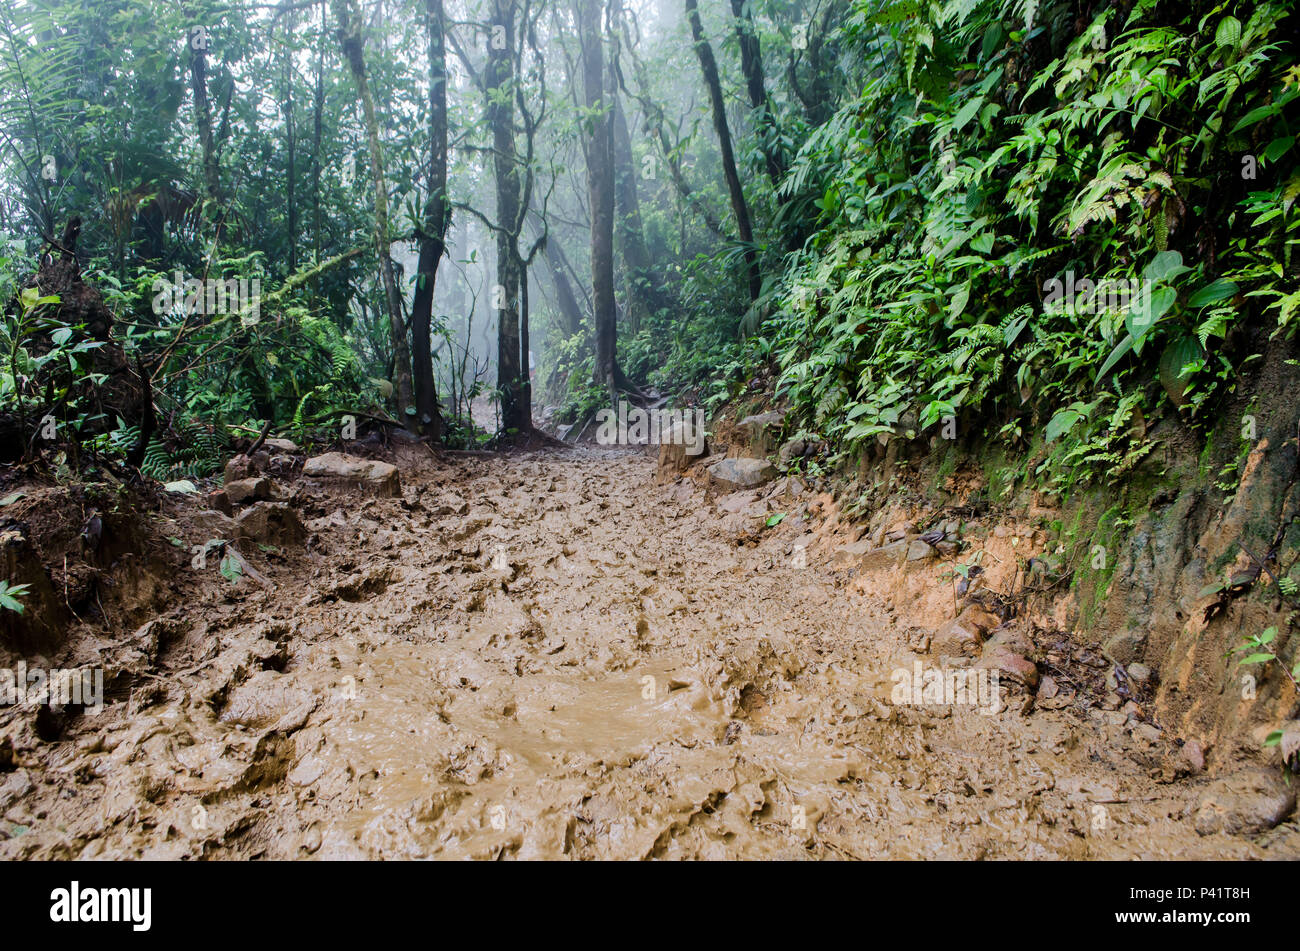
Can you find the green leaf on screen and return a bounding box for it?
[0,492,26,506]
[163,480,199,494]
[1214,16,1241,49]
[1238,652,1275,666]
[1187,279,1238,309]
[765,512,787,528]
[219,553,243,583]
[1046,406,1084,443]
[1096,333,1136,379]
[1158,336,1204,406]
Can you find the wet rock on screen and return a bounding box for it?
[906,539,935,562]
[207,489,233,516]
[1193,768,1296,836]
[778,437,811,469]
[657,419,708,483]
[1126,662,1152,685]
[1180,739,1206,774]
[740,411,784,428]
[237,502,307,547]
[264,438,299,453]
[1132,723,1162,744]
[225,477,271,505]
[976,640,1039,690]
[932,605,1000,658]
[301,452,401,497]
[708,457,776,491]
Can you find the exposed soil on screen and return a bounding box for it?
[2,447,1298,859]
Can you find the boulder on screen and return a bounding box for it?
[906,539,935,562]
[301,452,401,497]
[1193,769,1295,836]
[263,437,300,453]
[708,457,776,491]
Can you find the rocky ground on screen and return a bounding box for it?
[1,443,1297,859]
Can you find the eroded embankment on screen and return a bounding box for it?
[0,446,1297,859]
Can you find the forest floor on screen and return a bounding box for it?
[2,446,1298,859]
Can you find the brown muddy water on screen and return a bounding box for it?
[1,448,1297,859]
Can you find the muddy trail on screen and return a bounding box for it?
[2,447,1297,860]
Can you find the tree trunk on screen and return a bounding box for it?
[410,0,449,440]
[333,0,416,428]
[729,0,784,187]
[613,93,657,336]
[544,236,584,338]
[580,0,616,398]
[684,0,760,302]
[488,0,527,432]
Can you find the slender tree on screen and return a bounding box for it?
[409,0,450,439]
[684,0,760,302]
[580,0,616,398]
[333,0,415,428]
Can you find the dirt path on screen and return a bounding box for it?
[2,448,1297,859]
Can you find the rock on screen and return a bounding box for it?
[931,605,1000,658]
[778,437,809,469]
[976,644,1039,689]
[301,452,401,497]
[190,509,238,540]
[1180,739,1206,774]
[236,502,306,547]
[831,540,872,566]
[225,477,271,504]
[1126,662,1152,685]
[740,410,784,428]
[263,437,299,453]
[1193,769,1296,836]
[1038,675,1059,699]
[657,418,708,483]
[225,454,255,483]
[906,539,935,562]
[207,489,233,516]
[708,457,776,491]
[861,540,910,570]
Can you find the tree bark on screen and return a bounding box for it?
[684,0,760,302]
[544,235,584,338]
[580,0,616,398]
[488,0,527,432]
[333,0,416,428]
[729,0,784,187]
[409,0,450,440]
[612,92,657,336]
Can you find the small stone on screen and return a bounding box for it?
[1133,723,1162,744]
[931,605,1000,658]
[1180,739,1206,774]
[264,438,300,453]
[1126,663,1152,685]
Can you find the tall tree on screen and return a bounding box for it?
[684,0,760,302]
[409,0,450,439]
[729,0,784,187]
[487,0,527,432]
[612,92,657,336]
[333,0,415,428]
[580,0,616,398]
